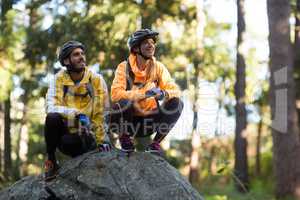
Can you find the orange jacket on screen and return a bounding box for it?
[111,54,180,115]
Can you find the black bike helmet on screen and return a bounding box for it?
[58,40,85,66]
[127,29,159,53]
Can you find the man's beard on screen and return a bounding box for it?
[66,59,85,73]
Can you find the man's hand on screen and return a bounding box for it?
[98,142,112,152]
[145,88,166,100]
[75,114,91,135]
[76,114,91,127]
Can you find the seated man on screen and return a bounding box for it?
[44,41,111,181]
[110,29,183,154]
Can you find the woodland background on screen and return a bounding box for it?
[1,0,300,199]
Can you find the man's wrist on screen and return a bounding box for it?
[98,142,112,152]
[163,90,169,99]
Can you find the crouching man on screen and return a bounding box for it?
[44,41,111,181]
[110,29,184,155]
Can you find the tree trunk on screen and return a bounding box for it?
[189,103,200,185]
[188,0,205,186]
[234,0,249,192]
[15,93,29,178]
[267,0,300,198]
[4,93,12,178]
[255,117,262,176]
[1,0,13,178]
[1,0,12,22]
[140,0,155,29]
[0,103,3,173]
[294,0,300,132]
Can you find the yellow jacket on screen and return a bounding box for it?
[46,67,109,145]
[111,54,180,115]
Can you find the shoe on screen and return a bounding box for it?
[119,134,135,153]
[145,142,163,155]
[44,160,60,182]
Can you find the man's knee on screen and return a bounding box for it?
[45,112,63,126]
[59,134,82,157]
[174,98,184,114]
[110,100,133,121]
[164,97,184,115]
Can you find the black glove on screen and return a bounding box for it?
[145,88,166,100]
[98,142,112,152]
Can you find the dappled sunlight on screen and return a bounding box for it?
[0,0,297,199]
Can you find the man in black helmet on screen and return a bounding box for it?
[110,29,183,155]
[44,41,111,181]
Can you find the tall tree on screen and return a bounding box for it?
[293,0,300,128]
[140,0,156,29]
[267,0,300,198]
[253,89,268,177]
[1,0,13,179]
[234,0,249,192]
[1,0,25,179]
[15,0,44,177]
[0,104,3,172]
[3,94,11,178]
[255,101,263,176]
[188,0,205,185]
[1,0,12,21]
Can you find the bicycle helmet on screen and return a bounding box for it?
[127,29,158,53]
[58,41,85,66]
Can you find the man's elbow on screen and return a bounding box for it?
[46,104,58,114]
[111,88,124,102]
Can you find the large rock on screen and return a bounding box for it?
[0,150,204,200]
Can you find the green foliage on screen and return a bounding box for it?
[22,0,141,74]
[0,69,12,101]
[201,18,234,83]
[27,123,45,168]
[203,179,275,200]
[165,139,192,169]
[202,157,275,200]
[0,2,278,200]
[0,9,24,101]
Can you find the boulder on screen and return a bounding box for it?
[0,150,204,200]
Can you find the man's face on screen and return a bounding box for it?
[64,48,86,70]
[139,38,155,58]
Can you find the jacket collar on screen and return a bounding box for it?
[61,67,91,85]
[129,53,156,78]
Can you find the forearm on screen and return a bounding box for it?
[111,87,145,102]
[93,122,106,145]
[46,104,78,116]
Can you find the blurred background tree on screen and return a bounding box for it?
[1,0,299,199]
